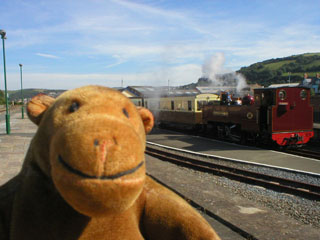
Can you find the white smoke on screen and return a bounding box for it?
[201,53,248,94]
[235,73,248,93]
[202,53,227,85]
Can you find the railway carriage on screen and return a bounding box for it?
[203,86,314,146]
[147,93,220,128]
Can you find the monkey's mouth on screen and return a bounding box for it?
[58,155,144,180]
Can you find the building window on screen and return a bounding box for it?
[188,101,192,111]
[171,101,174,110]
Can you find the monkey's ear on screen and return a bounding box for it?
[27,94,55,125]
[137,107,154,134]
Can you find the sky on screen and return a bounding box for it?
[0,0,320,90]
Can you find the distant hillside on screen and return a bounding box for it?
[7,89,66,101]
[237,53,320,86]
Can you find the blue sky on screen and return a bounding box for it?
[1,0,320,90]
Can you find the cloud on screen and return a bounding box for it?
[36,53,60,59]
[111,0,186,20]
[92,44,164,58]
[6,63,202,90]
[105,55,127,68]
[2,0,320,89]
[232,23,320,63]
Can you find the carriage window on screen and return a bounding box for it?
[197,101,201,110]
[278,90,286,100]
[208,100,219,105]
[188,101,192,111]
[197,101,205,110]
[171,101,174,110]
[261,91,274,105]
[300,89,307,100]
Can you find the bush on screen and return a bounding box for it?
[0,90,5,104]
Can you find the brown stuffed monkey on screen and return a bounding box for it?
[0,85,220,240]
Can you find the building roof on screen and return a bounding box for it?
[196,86,236,94]
[125,86,200,98]
[268,83,300,88]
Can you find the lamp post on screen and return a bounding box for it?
[0,29,10,134]
[19,64,24,119]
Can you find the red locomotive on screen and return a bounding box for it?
[202,86,314,147]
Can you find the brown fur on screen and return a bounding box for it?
[0,85,220,240]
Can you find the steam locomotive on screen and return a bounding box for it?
[146,86,314,147]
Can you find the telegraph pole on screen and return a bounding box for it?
[19,64,24,119]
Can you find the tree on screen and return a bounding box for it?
[0,90,5,104]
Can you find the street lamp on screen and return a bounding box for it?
[0,29,10,134]
[19,64,24,119]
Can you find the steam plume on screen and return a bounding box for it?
[201,53,248,94]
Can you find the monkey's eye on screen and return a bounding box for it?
[122,108,129,118]
[69,102,80,113]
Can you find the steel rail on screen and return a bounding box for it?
[284,148,320,160]
[145,146,320,201]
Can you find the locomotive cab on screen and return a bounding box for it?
[254,89,274,133]
[254,87,314,146]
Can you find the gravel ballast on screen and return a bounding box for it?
[146,153,320,240]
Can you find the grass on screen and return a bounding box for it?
[264,60,295,71]
[301,52,320,57]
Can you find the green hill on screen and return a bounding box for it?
[237,53,320,86]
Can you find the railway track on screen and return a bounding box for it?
[284,148,320,160]
[145,145,320,201]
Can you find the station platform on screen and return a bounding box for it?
[0,110,37,185]
[1,111,319,239]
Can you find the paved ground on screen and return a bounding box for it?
[0,110,37,185]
